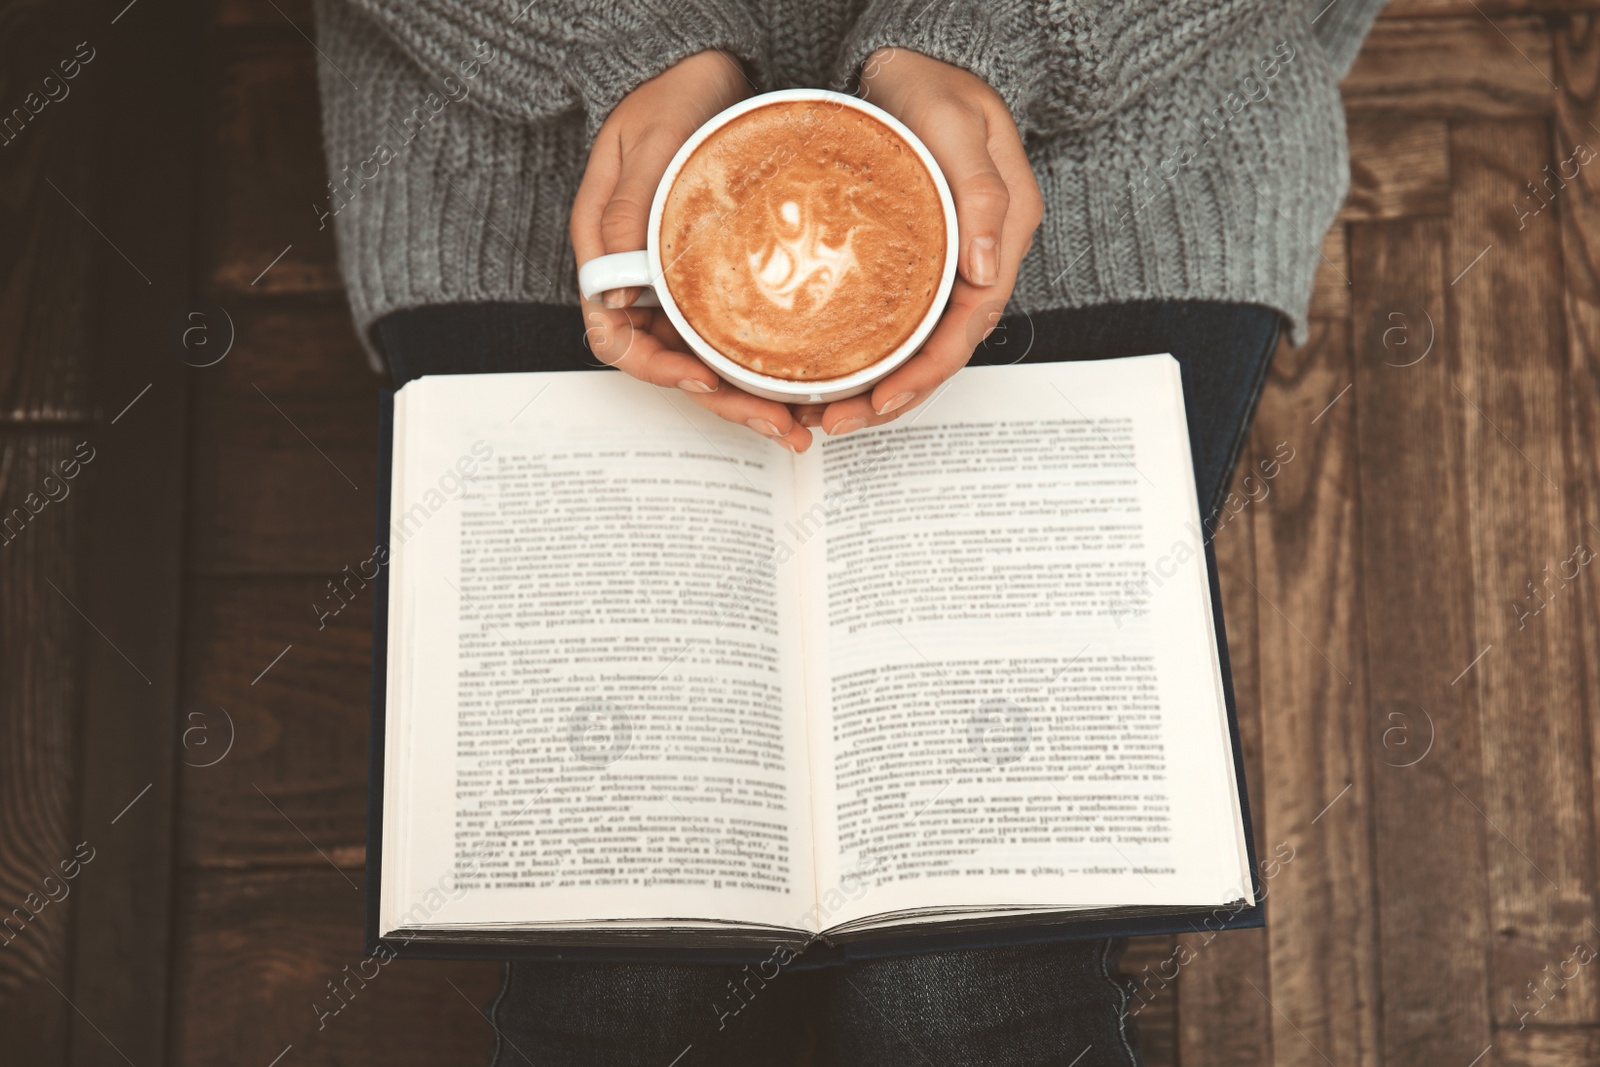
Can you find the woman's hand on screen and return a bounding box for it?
[794,48,1044,436]
[571,49,815,453]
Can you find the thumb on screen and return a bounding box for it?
[916,109,1009,287]
[593,162,665,308]
[599,162,663,256]
[598,127,696,306]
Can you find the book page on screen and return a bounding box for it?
[379,371,815,935]
[795,357,1253,929]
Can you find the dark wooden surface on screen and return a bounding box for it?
[0,2,94,1057]
[67,0,199,1063]
[2,1,1599,1065]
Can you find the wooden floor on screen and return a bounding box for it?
[2,1,1599,1064]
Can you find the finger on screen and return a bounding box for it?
[645,309,689,353]
[572,128,682,309]
[571,129,622,269]
[817,391,878,436]
[916,100,1009,288]
[682,381,814,452]
[982,99,1045,237]
[581,301,722,394]
[791,403,826,428]
[817,275,1003,435]
[599,157,664,255]
[878,286,985,400]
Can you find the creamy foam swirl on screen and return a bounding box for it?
[748,198,860,311]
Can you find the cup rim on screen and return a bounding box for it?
[643,88,960,400]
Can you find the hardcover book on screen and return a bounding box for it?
[367,355,1263,966]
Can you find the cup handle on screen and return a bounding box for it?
[578,251,661,307]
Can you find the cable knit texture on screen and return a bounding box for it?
[311,0,1385,369]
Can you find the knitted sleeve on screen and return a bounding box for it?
[333,0,767,138]
[832,0,1376,137]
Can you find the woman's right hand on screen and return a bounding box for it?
[571,50,816,453]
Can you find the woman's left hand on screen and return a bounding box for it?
[794,47,1044,436]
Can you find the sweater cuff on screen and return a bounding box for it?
[834,1,1037,125]
[565,0,767,142]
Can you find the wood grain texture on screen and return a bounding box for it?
[1450,119,1596,1028]
[1119,935,1176,1067]
[1311,223,1352,318]
[1250,320,1380,1067]
[1383,0,1600,15]
[1343,17,1556,117]
[1176,459,1272,1067]
[64,0,196,1061]
[170,868,502,1067]
[200,36,340,295]
[1553,13,1600,1042]
[215,0,313,29]
[1341,116,1452,221]
[0,430,86,1065]
[0,1,96,420]
[1350,216,1497,1065]
[186,297,379,576]
[179,577,372,870]
[1498,1026,1600,1065]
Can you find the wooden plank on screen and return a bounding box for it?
[187,297,378,576]
[200,36,341,295]
[1340,116,1451,221]
[1119,935,1176,1067]
[1311,223,1351,319]
[179,577,371,869]
[1451,119,1596,1028]
[171,868,502,1066]
[0,430,87,1064]
[1383,0,1598,15]
[0,7,102,1064]
[1177,458,1272,1066]
[1343,17,1556,117]
[1498,1026,1600,1066]
[216,0,313,29]
[64,0,196,1062]
[1554,16,1600,1038]
[1350,215,1496,1065]
[0,1,96,419]
[1250,321,1380,1067]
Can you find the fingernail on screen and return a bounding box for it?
[830,417,866,435]
[799,411,822,427]
[602,287,635,309]
[678,378,717,393]
[776,436,798,452]
[876,392,916,416]
[970,236,998,286]
[747,418,782,437]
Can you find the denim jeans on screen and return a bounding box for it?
[374,299,1282,1067]
[483,939,1140,1067]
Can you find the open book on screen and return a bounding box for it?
[369,355,1260,961]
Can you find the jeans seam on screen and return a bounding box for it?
[1100,938,1141,1067]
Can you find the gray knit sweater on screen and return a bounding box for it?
[311,0,1385,369]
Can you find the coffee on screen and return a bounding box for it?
[660,99,946,382]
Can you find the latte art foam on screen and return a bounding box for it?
[749,198,859,311]
[660,100,946,381]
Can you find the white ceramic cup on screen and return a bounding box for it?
[577,88,959,405]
